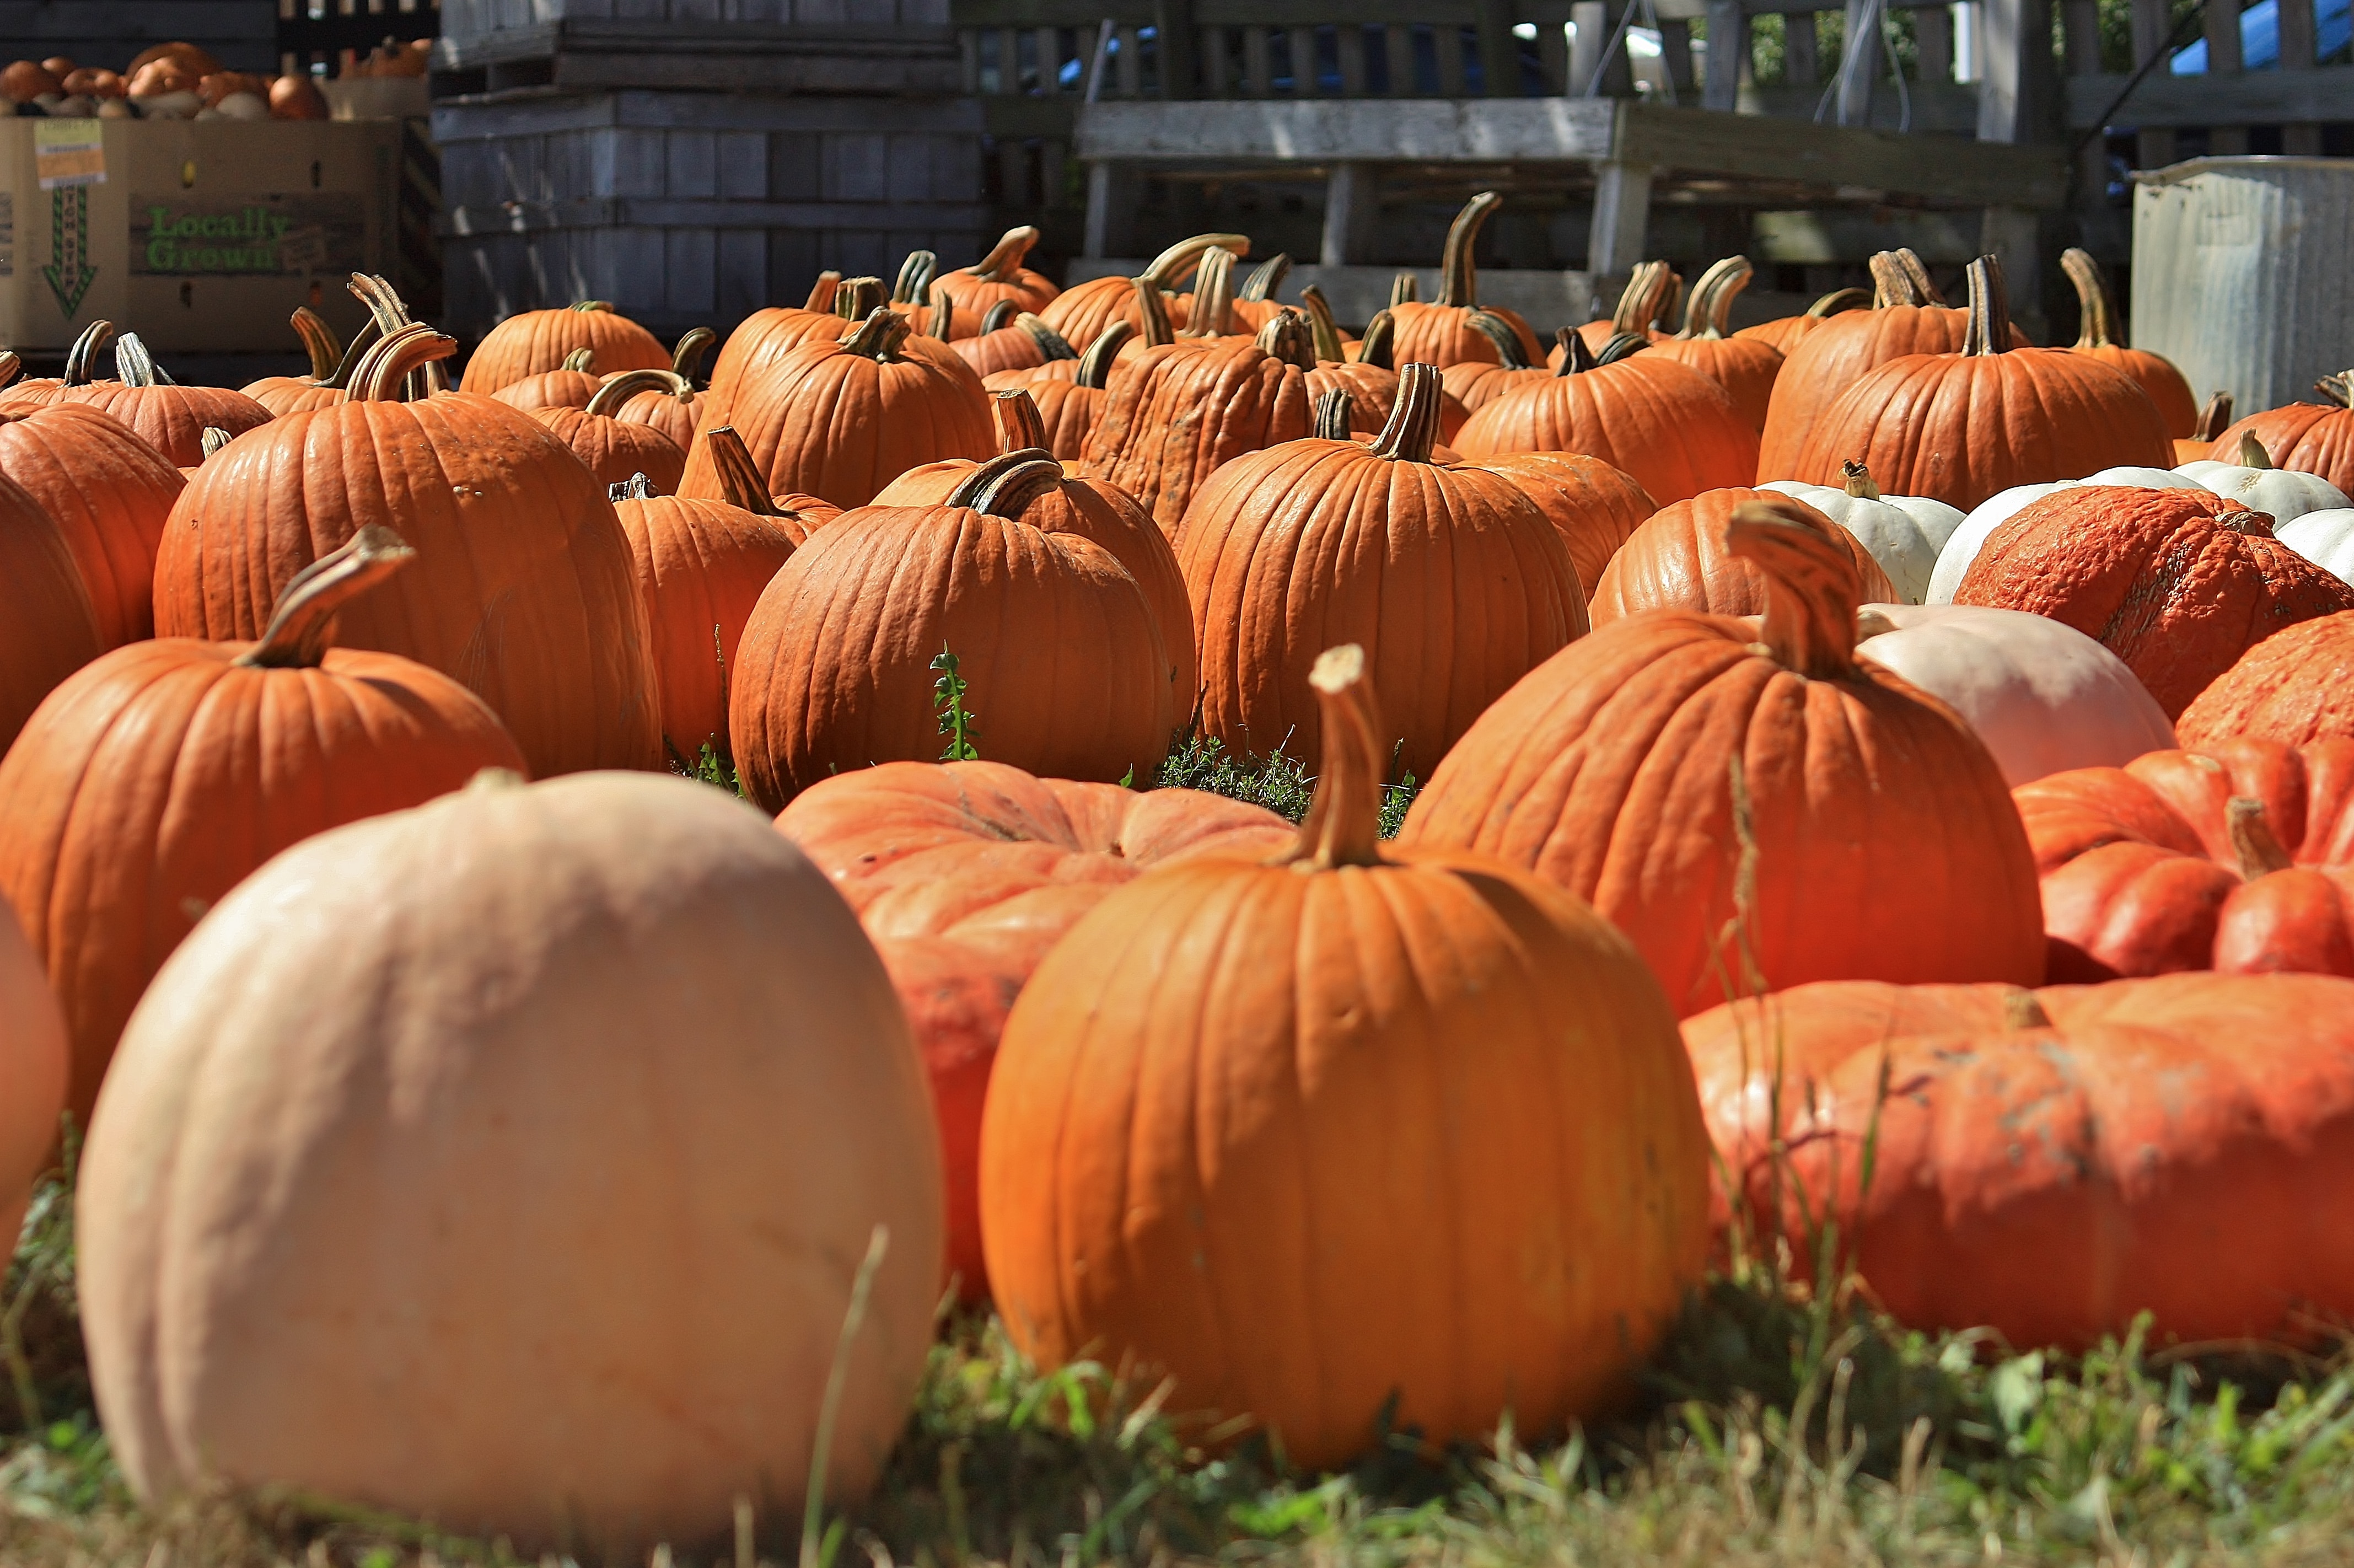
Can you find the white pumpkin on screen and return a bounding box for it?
[1761,464,1963,604]
[2277,508,2354,586]
[1925,482,2073,604]
[2080,465,2206,490]
[2176,460,2350,527]
[1855,603,2177,787]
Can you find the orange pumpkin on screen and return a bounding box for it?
[729,451,1179,810]
[1401,498,2044,1016]
[153,324,662,777]
[0,472,103,756]
[1648,256,1785,432]
[1567,260,1680,357]
[982,323,1131,461]
[697,275,877,422]
[2179,610,2354,749]
[953,311,1079,379]
[601,327,713,452]
[1730,284,1869,355]
[0,903,66,1249]
[458,300,670,395]
[2061,248,2199,438]
[239,308,364,415]
[1591,486,1897,624]
[776,761,1292,1301]
[2175,391,2236,466]
[2213,374,2354,497]
[931,225,1060,339]
[490,348,603,415]
[979,645,1711,1470]
[56,334,271,469]
[1386,192,1544,369]
[1466,449,1657,601]
[0,527,526,1123]
[1037,233,1242,348]
[0,400,183,648]
[528,371,689,492]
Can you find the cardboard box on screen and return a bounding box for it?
[1,116,400,355]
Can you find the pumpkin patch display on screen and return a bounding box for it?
[1465,449,1656,598]
[1731,284,1869,355]
[78,770,943,1556]
[979,645,1711,1470]
[2060,249,2199,437]
[1589,486,1896,624]
[1039,232,1244,346]
[1760,461,1964,604]
[0,528,526,1123]
[2212,373,2354,496]
[776,761,1292,1301]
[0,472,103,758]
[457,299,671,395]
[0,400,183,648]
[57,335,271,469]
[1648,256,1785,432]
[1385,192,1545,368]
[2178,434,2351,525]
[240,307,368,416]
[490,348,604,415]
[730,451,1178,811]
[1171,364,1584,778]
[931,226,1060,339]
[1684,971,2354,1349]
[600,327,714,451]
[528,370,690,492]
[1952,485,2354,718]
[1402,498,2044,1016]
[2178,610,2354,747]
[153,324,663,777]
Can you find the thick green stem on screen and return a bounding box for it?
[980,300,1019,335]
[966,226,1039,282]
[1018,314,1078,361]
[1132,278,1175,348]
[114,334,174,388]
[1357,310,1396,371]
[1611,261,1675,335]
[893,250,938,307]
[1555,327,1598,377]
[1239,253,1292,302]
[1140,234,1250,288]
[1465,309,1531,369]
[1314,389,1355,440]
[1389,272,1421,308]
[1185,247,1238,337]
[62,321,114,386]
[2192,391,2234,441]
[671,326,716,382]
[560,347,595,374]
[1808,287,1871,319]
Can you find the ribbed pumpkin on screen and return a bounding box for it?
[1791,257,2176,510]
[1438,309,1550,414]
[1038,233,1242,347]
[490,347,603,414]
[980,645,1711,1470]
[1463,450,1656,600]
[1385,194,1545,368]
[2179,610,2354,748]
[1953,484,2354,718]
[983,323,1131,461]
[0,904,66,1248]
[1649,256,1785,432]
[2214,374,2354,496]
[1760,461,1967,604]
[1730,284,1869,355]
[528,370,689,491]
[1078,294,1313,528]
[78,770,943,1557]
[877,391,1197,708]
[1401,498,2045,1016]
[603,327,713,451]
[1684,972,2354,1348]
[1590,486,1896,625]
[0,472,103,756]
[0,528,525,1123]
[954,311,1079,378]
[239,307,366,416]
[57,334,271,469]
[610,429,823,765]
[0,400,182,648]
[153,324,662,777]
[730,451,1178,811]
[1454,334,1763,507]
[1757,250,1998,482]
[931,225,1060,339]
[776,761,1292,1302]
[1172,364,1584,778]
[697,275,875,420]
[457,299,670,395]
[1567,261,1680,357]
[676,308,992,511]
[1,318,112,406]
[2016,737,2354,980]
[2061,249,2197,438]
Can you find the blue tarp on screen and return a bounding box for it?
[2173,0,2351,71]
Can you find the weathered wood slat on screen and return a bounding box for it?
[1783,9,1818,85]
[2065,64,2354,128]
[1384,22,1417,92]
[1336,22,1368,92]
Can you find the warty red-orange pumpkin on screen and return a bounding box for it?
[2178,610,2354,749]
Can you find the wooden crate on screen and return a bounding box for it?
[434,0,961,93]
[432,86,988,342]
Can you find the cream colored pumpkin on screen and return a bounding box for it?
[2177,460,2350,527]
[2278,509,2354,586]
[1925,482,2074,604]
[1855,603,2176,786]
[1760,471,1963,604]
[78,770,942,1558]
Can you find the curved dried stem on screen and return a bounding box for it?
[237,524,416,670]
[991,389,1049,454]
[561,347,595,374]
[1435,191,1502,309]
[1679,255,1753,341]
[351,322,458,402]
[63,320,116,386]
[701,425,789,517]
[947,448,1064,516]
[1465,309,1531,369]
[1239,253,1292,301]
[838,307,913,361]
[1390,272,1421,309]
[1808,287,1871,319]
[1598,332,1649,363]
[1252,308,1315,370]
[1132,277,1175,348]
[1868,251,1938,310]
[2060,249,2122,350]
[2191,391,2235,441]
[199,426,232,460]
[1018,314,1079,361]
[290,306,342,379]
[1555,327,1598,377]
[1139,233,1250,288]
[1961,255,2013,358]
[1077,320,1133,389]
[1611,261,1675,335]
[2228,796,2297,879]
[568,300,616,315]
[2317,373,2354,410]
[1357,310,1396,371]
[1275,643,1389,871]
[980,299,1019,334]
[1298,286,1347,363]
[2238,432,2274,469]
[2002,988,2053,1029]
[671,326,716,382]
[1894,249,1947,305]
[892,250,938,307]
[0,351,18,392]
[1841,459,1882,500]
[1183,247,1238,337]
[321,315,384,391]
[966,225,1040,282]
[115,334,172,388]
[1725,500,1862,680]
[1314,389,1355,440]
[585,368,683,418]
[1367,363,1444,464]
[804,271,842,312]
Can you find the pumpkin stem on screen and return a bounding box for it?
[991,389,1050,454]
[980,299,1019,335]
[2191,391,2235,441]
[1599,331,1650,364]
[0,351,17,392]
[350,322,457,402]
[290,305,342,380]
[1132,277,1175,348]
[2001,988,2052,1029]
[1018,314,1079,362]
[838,307,912,361]
[568,300,616,314]
[1679,255,1753,342]
[1433,192,1501,309]
[892,251,938,307]
[948,448,1063,516]
[199,426,232,460]
[2060,248,2121,350]
[611,473,658,502]
[804,271,842,313]
[1867,251,1937,309]
[1140,233,1250,289]
[1465,309,1532,369]
[1807,286,1871,319]
[236,524,416,670]
[671,326,716,383]
[1357,310,1397,371]
[2238,432,2274,469]
[1278,644,1389,872]
[1077,321,1133,388]
[62,320,116,385]
[1314,389,1355,440]
[1367,363,1444,464]
[114,334,174,388]
[1240,253,1291,302]
[1841,460,1882,500]
[2316,373,2354,410]
[585,368,683,418]
[321,315,384,391]
[701,425,789,517]
[1961,255,2013,358]
[1895,249,1947,305]
[1184,247,1238,337]
[561,347,596,374]
[1554,327,1599,377]
[834,278,886,321]
[345,272,447,399]
[1611,261,1675,336]
[1298,286,1347,363]
[1390,271,1421,308]
[968,225,1040,283]
[1725,499,1862,680]
[2228,796,2297,879]
[1253,308,1316,370]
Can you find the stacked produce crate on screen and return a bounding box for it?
[432,0,988,345]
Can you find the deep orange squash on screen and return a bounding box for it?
[0,400,182,648]
[979,645,1711,1470]
[1730,284,1869,355]
[602,327,713,452]
[1036,233,1242,347]
[57,334,271,468]
[1465,449,1657,600]
[2061,249,2198,438]
[2179,610,2354,749]
[1648,256,1785,432]
[0,903,66,1248]
[528,370,689,492]
[490,347,603,415]
[982,323,1131,461]
[2214,374,2354,497]
[1590,486,1897,624]
[0,472,103,757]
[931,226,1061,339]
[1401,498,2044,1016]
[457,300,670,395]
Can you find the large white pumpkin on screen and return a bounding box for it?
[2277,509,2354,586]
[2176,459,2351,528]
[78,770,944,1558]
[1925,482,2074,604]
[1856,603,2177,786]
[1760,465,1964,604]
